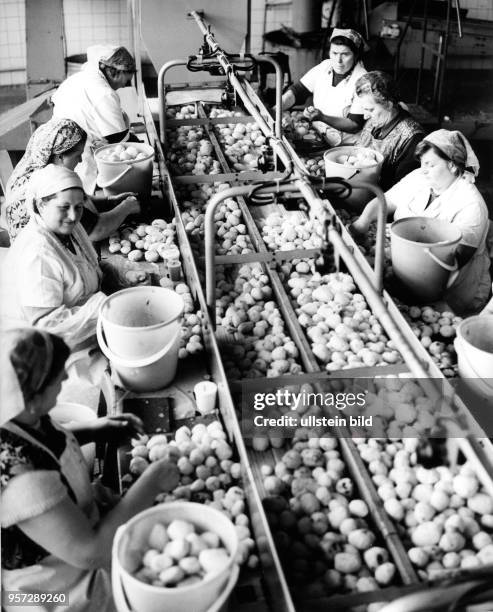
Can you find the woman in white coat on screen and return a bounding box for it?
[3,165,106,349]
[280,28,368,141]
[52,44,138,193]
[351,130,491,315]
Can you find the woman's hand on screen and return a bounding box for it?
[146,459,180,492]
[303,106,321,121]
[348,219,367,242]
[107,192,138,205]
[90,413,144,444]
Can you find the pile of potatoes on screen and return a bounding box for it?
[97,143,147,162]
[261,212,324,252]
[260,432,397,606]
[126,421,257,567]
[166,105,222,176]
[209,107,268,172]
[285,270,401,371]
[177,183,254,258]
[134,518,231,587]
[336,149,379,169]
[215,263,303,379]
[154,278,204,359]
[347,377,452,439]
[282,110,320,141]
[108,219,178,263]
[355,437,493,578]
[401,305,461,377]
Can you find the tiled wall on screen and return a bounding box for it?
[63,0,128,58]
[250,0,292,54]
[0,0,128,86]
[0,0,26,86]
[0,0,491,88]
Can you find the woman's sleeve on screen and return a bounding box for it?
[393,132,424,184]
[92,91,128,141]
[18,247,106,347]
[286,81,311,105]
[1,470,68,528]
[452,197,489,249]
[299,62,323,94]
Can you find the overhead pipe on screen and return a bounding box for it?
[251,54,283,140]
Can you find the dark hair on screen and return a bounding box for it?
[10,331,70,402]
[330,36,360,59]
[414,141,465,174]
[355,71,399,107]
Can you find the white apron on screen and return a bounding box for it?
[1,421,115,612]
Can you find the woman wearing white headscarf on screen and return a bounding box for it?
[351,129,491,314]
[2,165,106,348]
[280,28,368,141]
[52,44,138,192]
[1,327,179,612]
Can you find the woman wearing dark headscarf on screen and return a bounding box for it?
[1,327,179,612]
[5,117,140,242]
[351,130,490,314]
[280,28,368,141]
[354,71,425,190]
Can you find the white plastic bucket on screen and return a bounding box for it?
[324,145,384,209]
[390,216,462,302]
[94,142,154,198]
[97,322,181,392]
[454,315,493,399]
[111,502,240,612]
[99,287,184,360]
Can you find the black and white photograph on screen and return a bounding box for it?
[1,1,493,611]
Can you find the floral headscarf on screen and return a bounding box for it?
[5,118,85,240]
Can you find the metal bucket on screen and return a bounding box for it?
[390,216,462,302]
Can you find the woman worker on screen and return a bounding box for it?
[353,71,425,190]
[5,117,140,242]
[1,327,180,612]
[351,129,491,315]
[280,28,368,142]
[3,165,107,349]
[52,44,139,193]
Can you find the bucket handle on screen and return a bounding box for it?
[97,317,180,367]
[424,247,458,272]
[98,164,132,188]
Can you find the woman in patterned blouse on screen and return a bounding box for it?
[1,328,179,612]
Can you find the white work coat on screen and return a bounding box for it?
[2,214,106,348]
[388,169,491,314]
[300,59,367,119]
[52,66,129,193]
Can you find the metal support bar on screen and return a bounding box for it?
[349,181,388,294]
[204,183,309,327]
[157,59,189,143]
[251,54,283,139]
